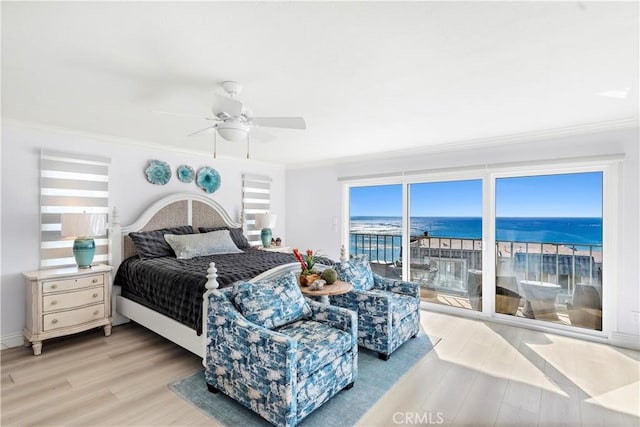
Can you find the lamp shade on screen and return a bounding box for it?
[61,213,107,238]
[254,213,277,230]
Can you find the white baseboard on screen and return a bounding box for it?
[1,331,25,350]
[610,332,640,350]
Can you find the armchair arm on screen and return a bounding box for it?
[330,290,392,325]
[306,298,357,339]
[373,273,420,298]
[207,291,297,380]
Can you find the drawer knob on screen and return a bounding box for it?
[92,278,98,283]
[50,300,57,305]
[51,319,58,324]
[51,284,57,289]
[93,310,99,316]
[92,293,98,298]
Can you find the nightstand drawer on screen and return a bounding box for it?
[42,287,104,312]
[43,304,105,331]
[43,275,104,293]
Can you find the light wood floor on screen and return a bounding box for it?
[2,312,639,426]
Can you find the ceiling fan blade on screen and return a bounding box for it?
[150,109,209,120]
[251,117,306,130]
[188,125,216,137]
[211,94,243,117]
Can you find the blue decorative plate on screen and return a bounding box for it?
[145,160,171,185]
[196,167,221,193]
[177,164,195,183]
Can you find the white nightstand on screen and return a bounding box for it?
[23,264,113,355]
[259,246,291,253]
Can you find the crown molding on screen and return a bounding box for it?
[1,117,281,167]
[286,116,639,170]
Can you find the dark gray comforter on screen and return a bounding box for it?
[113,250,331,334]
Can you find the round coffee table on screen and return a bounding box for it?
[299,280,352,304]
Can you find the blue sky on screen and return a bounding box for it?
[350,172,603,217]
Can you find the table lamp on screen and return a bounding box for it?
[61,213,107,268]
[254,213,277,248]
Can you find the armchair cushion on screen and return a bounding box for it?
[368,289,420,325]
[276,319,353,380]
[232,272,311,330]
[334,255,374,291]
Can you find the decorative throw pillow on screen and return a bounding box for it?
[232,272,311,330]
[334,254,374,291]
[129,226,194,259]
[164,229,243,259]
[199,226,251,250]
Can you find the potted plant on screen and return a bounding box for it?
[293,248,321,286]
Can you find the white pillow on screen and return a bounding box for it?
[164,230,243,259]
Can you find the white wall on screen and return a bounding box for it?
[1,121,286,346]
[286,127,640,342]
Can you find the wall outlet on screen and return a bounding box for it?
[632,311,640,324]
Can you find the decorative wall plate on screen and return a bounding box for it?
[145,160,171,185]
[196,167,221,193]
[177,164,195,183]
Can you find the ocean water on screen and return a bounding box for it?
[350,216,602,262]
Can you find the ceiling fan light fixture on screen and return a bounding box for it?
[216,121,249,142]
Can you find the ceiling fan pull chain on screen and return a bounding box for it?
[213,132,217,159]
[246,134,250,159]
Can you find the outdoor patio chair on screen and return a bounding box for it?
[567,283,602,330]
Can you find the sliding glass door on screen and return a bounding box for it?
[349,184,403,279]
[345,165,609,334]
[495,172,603,330]
[408,180,483,310]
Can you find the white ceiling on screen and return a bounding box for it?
[2,1,638,164]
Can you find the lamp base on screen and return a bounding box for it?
[73,238,96,269]
[261,228,272,248]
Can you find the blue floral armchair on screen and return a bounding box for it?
[205,272,358,427]
[330,255,421,360]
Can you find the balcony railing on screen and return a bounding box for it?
[350,232,602,295]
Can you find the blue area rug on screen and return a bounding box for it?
[169,332,440,426]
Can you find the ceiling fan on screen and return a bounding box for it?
[159,81,306,158]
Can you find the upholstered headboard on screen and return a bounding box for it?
[111,193,242,267]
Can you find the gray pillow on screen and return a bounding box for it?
[129,226,194,259]
[164,229,243,259]
[199,226,251,250]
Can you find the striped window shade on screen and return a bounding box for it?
[40,150,110,269]
[242,173,272,247]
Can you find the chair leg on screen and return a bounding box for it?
[343,382,354,390]
[378,352,390,361]
[207,383,219,394]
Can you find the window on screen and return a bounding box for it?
[349,184,402,279]
[495,172,603,330]
[242,174,272,247]
[40,150,110,268]
[344,161,613,335]
[409,180,483,310]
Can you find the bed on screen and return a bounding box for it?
[109,192,322,363]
